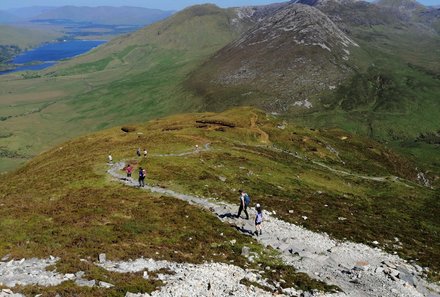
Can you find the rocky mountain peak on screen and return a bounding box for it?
[188,3,360,113]
[232,3,358,53]
[289,0,362,7]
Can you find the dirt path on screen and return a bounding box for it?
[250,113,270,144]
[108,157,439,297]
[267,145,414,187]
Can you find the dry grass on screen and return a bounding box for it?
[0,108,355,294]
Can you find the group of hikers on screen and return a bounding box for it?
[237,189,263,236]
[124,148,149,187]
[113,148,263,236]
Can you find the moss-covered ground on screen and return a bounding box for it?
[0,108,357,295]
[0,107,437,295]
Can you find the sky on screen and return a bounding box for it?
[0,0,439,10]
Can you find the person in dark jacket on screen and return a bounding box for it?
[138,167,145,187]
[236,189,249,219]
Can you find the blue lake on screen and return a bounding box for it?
[0,40,107,75]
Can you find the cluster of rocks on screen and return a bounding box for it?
[98,257,294,297]
[0,257,63,288]
[262,215,440,297]
[0,289,23,297]
[0,256,116,295]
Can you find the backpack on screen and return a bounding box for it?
[244,193,250,206]
[139,169,144,177]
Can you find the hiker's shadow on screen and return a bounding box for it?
[218,212,254,236]
[219,212,236,219]
[235,225,254,236]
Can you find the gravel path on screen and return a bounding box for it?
[108,154,440,297]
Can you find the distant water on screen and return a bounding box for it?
[0,40,107,75]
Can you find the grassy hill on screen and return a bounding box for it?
[0,4,248,172]
[0,107,437,295]
[0,25,60,48]
[0,0,438,182]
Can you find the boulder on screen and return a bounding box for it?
[241,246,250,257]
[75,279,96,287]
[99,253,106,263]
[99,281,114,288]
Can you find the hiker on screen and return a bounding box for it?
[195,144,199,152]
[255,203,263,236]
[108,154,113,164]
[126,164,133,178]
[138,167,145,187]
[237,190,250,219]
[136,148,141,157]
[143,148,148,157]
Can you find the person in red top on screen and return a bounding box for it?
[126,164,133,178]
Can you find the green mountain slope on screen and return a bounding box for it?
[0,108,438,295]
[0,4,250,172]
[186,0,440,175]
[0,25,60,48]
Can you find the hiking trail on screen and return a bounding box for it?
[250,112,270,144]
[108,147,439,297]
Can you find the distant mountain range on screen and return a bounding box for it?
[0,5,174,26]
[5,6,54,20]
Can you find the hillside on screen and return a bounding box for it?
[375,0,426,19]
[188,3,359,111]
[0,4,250,172]
[187,0,440,175]
[0,0,439,180]
[0,25,61,71]
[32,6,174,26]
[0,108,438,295]
[0,25,60,48]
